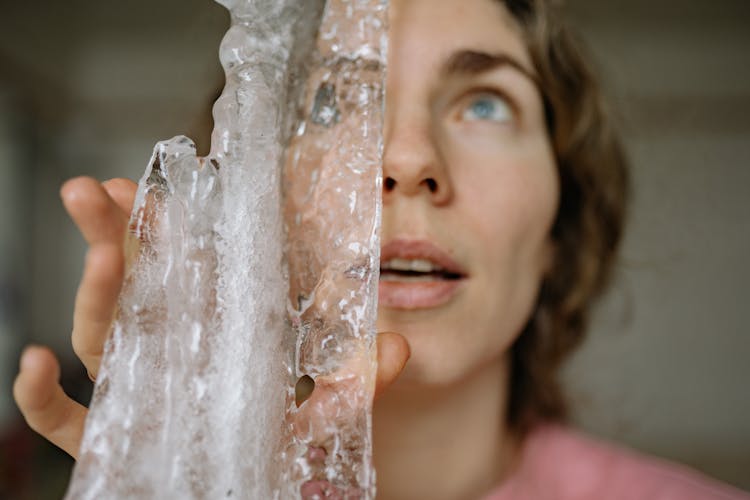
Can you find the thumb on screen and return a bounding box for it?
[13,346,88,459]
[374,331,410,399]
[291,331,410,443]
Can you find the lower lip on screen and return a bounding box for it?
[378,278,464,309]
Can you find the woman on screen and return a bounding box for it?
[13,0,749,498]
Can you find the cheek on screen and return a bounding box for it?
[454,142,559,341]
[376,136,559,385]
[459,146,558,267]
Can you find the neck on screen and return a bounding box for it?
[372,356,518,500]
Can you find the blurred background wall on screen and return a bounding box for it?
[0,0,747,497]
[562,0,750,490]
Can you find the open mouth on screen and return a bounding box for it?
[380,258,464,282]
[378,240,467,309]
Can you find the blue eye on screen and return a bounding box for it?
[462,94,511,123]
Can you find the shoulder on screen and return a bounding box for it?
[485,424,750,500]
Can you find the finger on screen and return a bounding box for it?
[301,480,348,499]
[101,178,137,218]
[101,177,141,273]
[292,368,361,444]
[374,331,410,399]
[61,176,129,246]
[72,242,124,378]
[12,346,87,459]
[292,332,410,443]
[61,177,129,379]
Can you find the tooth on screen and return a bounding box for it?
[409,259,434,273]
[381,258,448,273]
[389,258,412,271]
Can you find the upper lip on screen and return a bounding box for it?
[380,239,467,277]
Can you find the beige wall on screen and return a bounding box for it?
[564,0,750,489]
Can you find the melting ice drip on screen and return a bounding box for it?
[65,0,386,498]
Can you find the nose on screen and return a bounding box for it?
[382,114,453,205]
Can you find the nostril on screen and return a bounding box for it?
[424,178,438,193]
[384,177,396,191]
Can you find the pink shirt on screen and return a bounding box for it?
[483,425,749,500]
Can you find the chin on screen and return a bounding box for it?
[377,299,522,390]
[379,314,474,387]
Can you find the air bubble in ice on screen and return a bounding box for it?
[311,82,341,127]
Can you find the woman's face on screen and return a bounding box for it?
[377,0,559,386]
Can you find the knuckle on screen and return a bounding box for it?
[71,331,102,372]
[71,332,86,360]
[29,408,67,438]
[71,328,96,360]
[88,244,125,279]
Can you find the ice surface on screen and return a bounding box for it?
[282,1,386,497]
[65,1,385,499]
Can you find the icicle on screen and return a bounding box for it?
[66,1,386,499]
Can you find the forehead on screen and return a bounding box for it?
[388,0,532,74]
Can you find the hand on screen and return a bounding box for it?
[13,176,136,458]
[293,332,409,499]
[13,176,411,460]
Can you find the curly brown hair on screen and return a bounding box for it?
[499,0,631,433]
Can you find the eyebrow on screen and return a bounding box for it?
[440,49,540,89]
